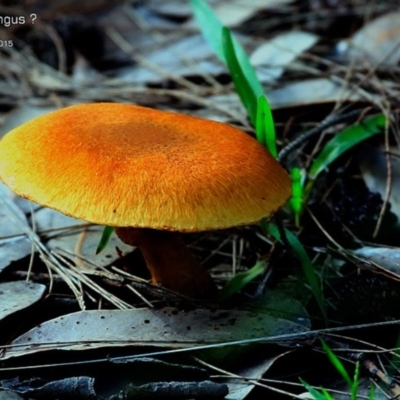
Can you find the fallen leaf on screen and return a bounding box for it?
[0,281,46,321]
[0,390,24,400]
[3,307,309,359]
[226,356,275,400]
[0,184,34,273]
[336,10,400,67]
[267,78,366,108]
[0,350,220,398]
[353,246,400,276]
[205,0,293,27]
[250,31,319,84]
[358,144,400,224]
[33,208,132,268]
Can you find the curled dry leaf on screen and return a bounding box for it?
[0,376,228,400]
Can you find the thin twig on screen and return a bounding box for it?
[277,109,363,163]
[373,114,391,237]
[0,194,86,309]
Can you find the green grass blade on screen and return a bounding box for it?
[256,95,277,156]
[320,388,335,400]
[308,114,386,182]
[300,379,333,400]
[262,220,280,242]
[321,339,352,387]
[285,228,327,324]
[222,27,257,124]
[290,167,303,226]
[368,384,375,400]
[255,95,267,146]
[218,260,265,302]
[321,339,361,399]
[190,0,263,97]
[190,0,227,62]
[264,222,327,324]
[351,361,360,400]
[96,226,115,254]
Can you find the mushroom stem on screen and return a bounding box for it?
[115,227,218,299]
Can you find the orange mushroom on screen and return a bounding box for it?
[0,103,291,299]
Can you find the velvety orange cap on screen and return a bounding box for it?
[0,103,291,231]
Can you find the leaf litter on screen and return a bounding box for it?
[0,281,45,321]
[2,307,308,360]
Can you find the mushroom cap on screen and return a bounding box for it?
[0,103,291,231]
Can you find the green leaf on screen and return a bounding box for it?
[190,0,263,98]
[320,387,335,400]
[368,384,375,400]
[304,114,386,201]
[321,339,352,387]
[96,226,114,254]
[300,379,333,400]
[261,219,280,242]
[308,114,386,182]
[262,222,327,323]
[256,95,277,156]
[290,167,303,226]
[218,260,265,301]
[222,27,258,124]
[351,361,360,400]
[321,339,362,399]
[285,229,327,324]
